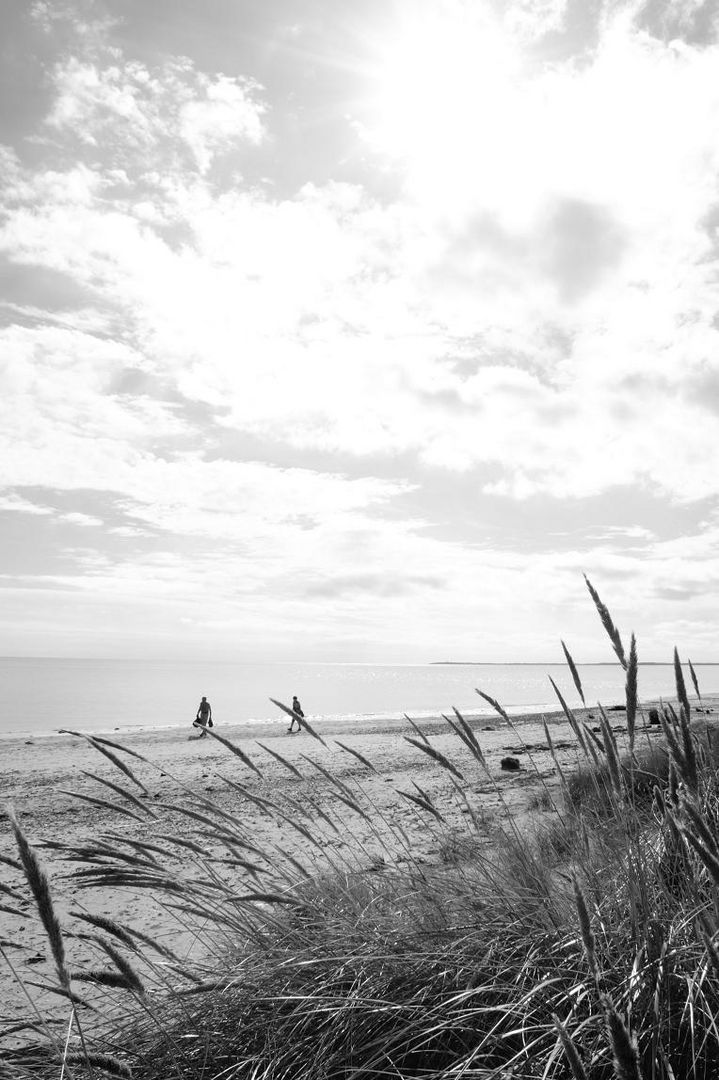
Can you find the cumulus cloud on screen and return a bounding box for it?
[178,74,265,172]
[45,55,266,173]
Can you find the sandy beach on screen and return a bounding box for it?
[1,698,712,1033]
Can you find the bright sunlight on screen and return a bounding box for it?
[364,5,528,210]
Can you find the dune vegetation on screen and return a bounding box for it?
[4,581,719,1078]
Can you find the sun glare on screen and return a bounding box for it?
[368,8,522,166]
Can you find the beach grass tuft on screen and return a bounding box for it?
[4,581,719,1078]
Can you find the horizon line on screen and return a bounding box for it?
[1,655,718,666]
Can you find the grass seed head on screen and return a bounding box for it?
[625,634,638,753]
[553,1014,590,1080]
[602,995,642,1080]
[7,807,70,989]
[674,648,691,723]
[584,574,627,669]
[561,639,586,705]
[573,876,601,988]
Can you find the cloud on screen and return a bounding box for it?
[304,572,445,598]
[3,2,718,507]
[0,493,53,515]
[45,55,266,174]
[61,512,103,527]
[544,198,627,302]
[653,582,706,600]
[179,74,265,172]
[2,1,719,659]
[505,0,570,38]
[3,122,719,510]
[636,0,718,45]
[586,525,656,543]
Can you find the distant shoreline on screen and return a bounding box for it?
[430,661,712,666]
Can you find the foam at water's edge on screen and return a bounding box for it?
[0,700,567,741]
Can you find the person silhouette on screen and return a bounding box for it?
[194,696,212,738]
[288,695,304,733]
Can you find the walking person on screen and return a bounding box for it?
[194,695,213,738]
[288,695,304,733]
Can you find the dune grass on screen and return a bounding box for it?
[4,578,719,1077]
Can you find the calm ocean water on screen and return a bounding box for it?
[0,658,715,739]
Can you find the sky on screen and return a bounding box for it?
[2,0,719,664]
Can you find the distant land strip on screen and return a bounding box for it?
[430,660,717,666]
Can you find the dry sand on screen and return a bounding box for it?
[1,698,712,1033]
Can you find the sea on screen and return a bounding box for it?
[0,657,716,739]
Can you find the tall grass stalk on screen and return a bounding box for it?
[7,809,70,991]
[58,731,149,792]
[625,633,638,757]
[269,698,326,745]
[584,574,627,668]
[58,1008,74,1080]
[80,771,158,818]
[549,675,589,756]
[553,1013,590,1080]
[603,995,642,1080]
[674,647,691,722]
[561,639,586,706]
[7,583,719,1078]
